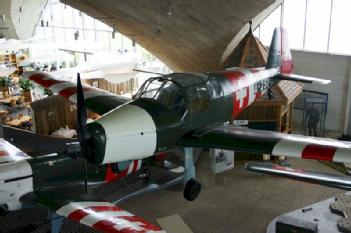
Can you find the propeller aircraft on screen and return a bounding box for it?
[1,27,351,233]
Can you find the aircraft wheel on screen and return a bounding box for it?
[139,168,149,179]
[183,179,201,201]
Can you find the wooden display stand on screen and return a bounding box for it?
[0,54,26,75]
[236,81,303,133]
[22,91,32,102]
[85,78,138,96]
[30,95,77,135]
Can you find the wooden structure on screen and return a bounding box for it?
[236,81,303,133]
[62,0,281,72]
[226,25,304,134]
[0,53,25,75]
[223,25,267,69]
[226,25,303,161]
[30,95,76,135]
[85,78,138,96]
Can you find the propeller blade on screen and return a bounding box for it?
[76,73,90,193]
[76,73,90,156]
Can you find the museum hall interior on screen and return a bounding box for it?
[1,0,351,232]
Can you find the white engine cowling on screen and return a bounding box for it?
[0,160,33,211]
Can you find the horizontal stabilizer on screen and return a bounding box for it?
[275,73,331,85]
[245,162,351,190]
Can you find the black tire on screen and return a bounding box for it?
[183,179,201,201]
[139,168,149,179]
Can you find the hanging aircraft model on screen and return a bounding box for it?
[2,27,351,233]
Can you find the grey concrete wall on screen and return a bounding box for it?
[0,0,46,39]
[10,0,47,39]
[291,50,351,133]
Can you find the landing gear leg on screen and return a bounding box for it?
[51,212,64,233]
[183,147,201,201]
[268,88,273,99]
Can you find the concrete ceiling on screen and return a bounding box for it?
[0,0,46,39]
[61,0,282,72]
[0,0,282,72]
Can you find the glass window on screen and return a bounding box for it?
[62,5,74,27]
[155,82,178,104]
[329,0,351,54]
[53,27,65,43]
[95,20,111,31]
[84,29,96,42]
[304,0,331,52]
[253,26,260,39]
[51,2,62,26]
[110,33,123,53]
[137,79,163,99]
[187,84,210,113]
[72,8,83,28]
[187,84,210,101]
[259,6,282,46]
[83,14,95,30]
[64,28,75,42]
[122,37,133,53]
[283,0,306,50]
[96,31,111,51]
[207,76,223,98]
[136,79,186,116]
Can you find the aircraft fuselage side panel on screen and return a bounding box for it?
[83,68,280,164]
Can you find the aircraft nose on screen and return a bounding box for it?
[0,160,33,210]
[90,104,157,164]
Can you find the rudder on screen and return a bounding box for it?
[266,27,293,74]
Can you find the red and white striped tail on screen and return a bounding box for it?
[56,201,165,233]
[266,27,293,74]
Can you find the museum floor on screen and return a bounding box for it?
[120,153,344,233]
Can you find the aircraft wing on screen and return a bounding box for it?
[22,189,165,233]
[56,201,164,233]
[177,124,351,164]
[0,138,30,163]
[23,71,131,115]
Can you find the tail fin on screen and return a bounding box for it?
[266,27,294,74]
[267,27,331,84]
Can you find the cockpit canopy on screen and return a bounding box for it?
[135,73,215,119]
[135,77,187,116]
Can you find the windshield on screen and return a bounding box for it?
[136,78,187,116]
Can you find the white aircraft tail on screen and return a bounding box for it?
[267,27,331,85]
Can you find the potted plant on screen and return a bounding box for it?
[43,88,54,97]
[19,78,34,102]
[0,76,13,93]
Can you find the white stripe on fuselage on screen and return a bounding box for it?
[241,70,257,105]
